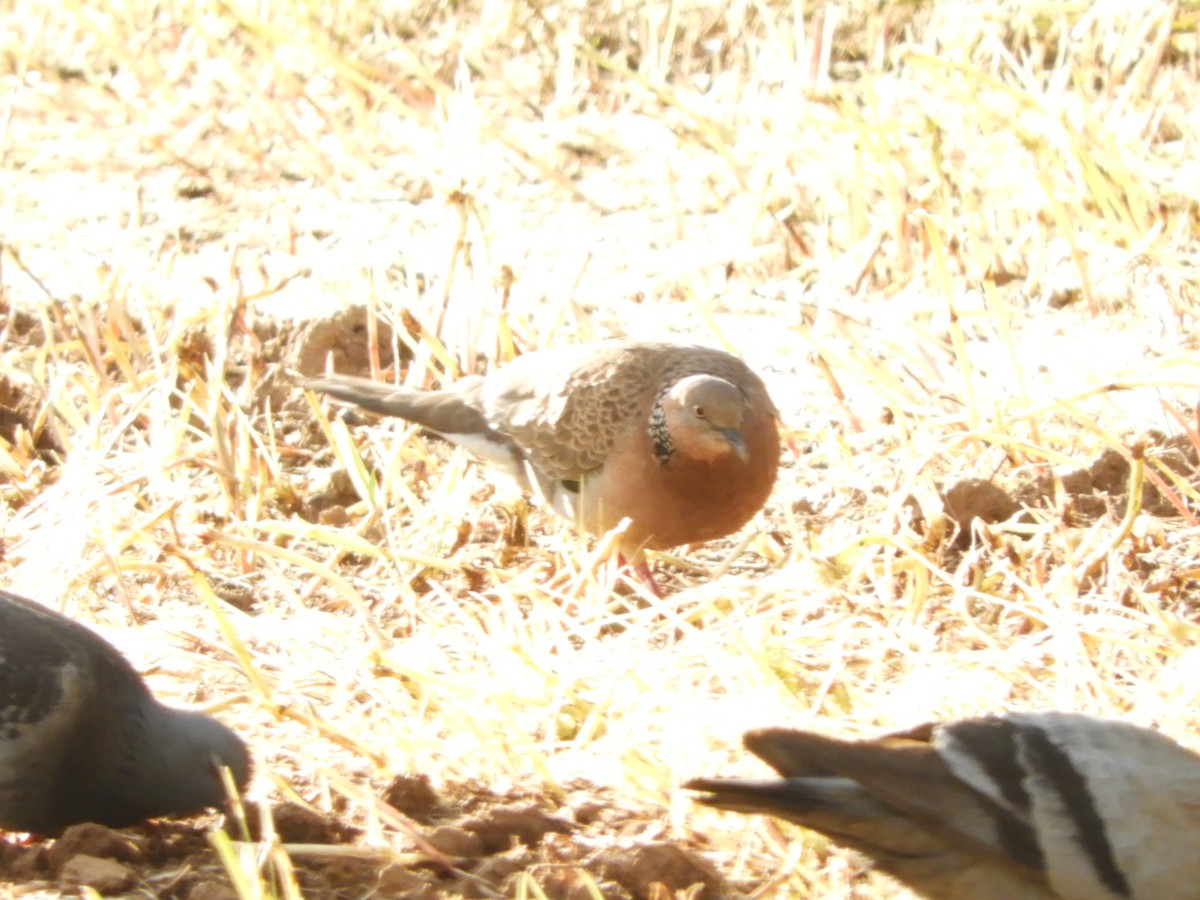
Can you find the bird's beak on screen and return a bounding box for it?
[723,429,749,463]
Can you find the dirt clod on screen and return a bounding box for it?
[942,477,1022,546]
[383,772,443,823]
[597,842,726,900]
[461,805,575,853]
[59,854,136,894]
[264,802,361,845]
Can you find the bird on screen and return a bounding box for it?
[0,589,251,833]
[685,711,1200,900]
[301,340,781,593]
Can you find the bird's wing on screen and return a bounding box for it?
[486,341,771,480]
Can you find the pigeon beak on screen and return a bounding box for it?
[722,429,749,463]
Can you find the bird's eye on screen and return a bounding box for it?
[693,406,706,418]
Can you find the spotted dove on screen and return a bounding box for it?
[0,589,250,833]
[686,711,1200,900]
[302,340,781,591]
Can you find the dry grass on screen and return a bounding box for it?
[4,0,1200,897]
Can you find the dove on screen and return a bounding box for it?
[302,340,781,593]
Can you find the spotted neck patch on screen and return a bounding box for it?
[649,388,674,465]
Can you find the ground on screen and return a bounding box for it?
[3,1,1200,898]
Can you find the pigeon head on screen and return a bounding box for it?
[102,702,252,825]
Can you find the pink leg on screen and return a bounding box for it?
[618,553,664,598]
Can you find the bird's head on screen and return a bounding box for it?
[133,704,252,819]
[662,375,750,463]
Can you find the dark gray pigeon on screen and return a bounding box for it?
[687,712,1200,900]
[0,589,251,833]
